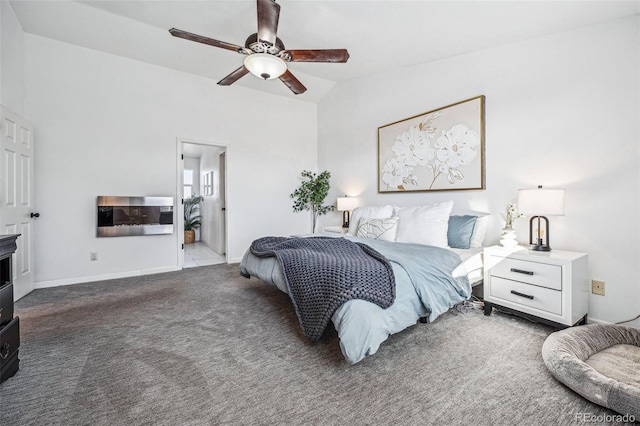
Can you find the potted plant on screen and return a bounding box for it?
[184,195,204,244]
[290,170,335,233]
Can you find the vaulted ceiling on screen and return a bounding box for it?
[10,0,640,102]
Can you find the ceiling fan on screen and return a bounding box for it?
[169,0,350,95]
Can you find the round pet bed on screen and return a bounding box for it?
[542,324,640,417]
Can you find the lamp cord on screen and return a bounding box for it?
[615,313,640,325]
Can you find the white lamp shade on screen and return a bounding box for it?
[518,187,565,216]
[336,197,358,212]
[243,53,287,80]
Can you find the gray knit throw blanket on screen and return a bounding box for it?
[250,236,396,341]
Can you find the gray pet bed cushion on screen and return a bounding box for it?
[542,324,640,417]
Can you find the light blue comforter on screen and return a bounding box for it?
[240,235,471,364]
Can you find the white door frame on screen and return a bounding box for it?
[176,137,229,268]
[218,151,226,255]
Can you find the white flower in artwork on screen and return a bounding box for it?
[427,160,465,186]
[391,125,434,166]
[382,113,480,191]
[421,124,479,189]
[417,112,441,134]
[381,157,413,189]
[434,124,480,168]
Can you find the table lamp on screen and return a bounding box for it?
[336,196,358,228]
[517,185,565,251]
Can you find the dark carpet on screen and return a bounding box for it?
[0,264,628,425]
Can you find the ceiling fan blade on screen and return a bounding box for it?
[257,0,280,46]
[217,66,250,86]
[169,28,244,53]
[279,70,307,95]
[282,49,350,63]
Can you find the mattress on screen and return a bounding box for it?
[450,247,484,286]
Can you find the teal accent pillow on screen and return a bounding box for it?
[447,215,478,249]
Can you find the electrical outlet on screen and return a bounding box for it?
[90,252,98,261]
[592,280,605,296]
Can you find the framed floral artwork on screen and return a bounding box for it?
[378,95,485,193]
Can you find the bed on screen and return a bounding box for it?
[239,202,487,364]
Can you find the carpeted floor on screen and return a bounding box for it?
[0,264,628,425]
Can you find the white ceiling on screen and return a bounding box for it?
[9,0,640,103]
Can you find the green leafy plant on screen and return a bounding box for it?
[291,170,335,232]
[184,195,204,231]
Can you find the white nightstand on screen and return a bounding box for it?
[322,226,348,234]
[483,245,589,327]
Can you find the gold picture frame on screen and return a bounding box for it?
[378,95,485,193]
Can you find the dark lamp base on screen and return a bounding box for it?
[530,244,551,252]
[342,211,350,229]
[529,216,552,252]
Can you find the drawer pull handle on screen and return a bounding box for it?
[0,343,9,360]
[510,268,534,275]
[511,290,534,300]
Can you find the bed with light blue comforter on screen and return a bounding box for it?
[240,235,471,365]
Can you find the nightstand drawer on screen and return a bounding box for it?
[490,277,562,315]
[0,316,20,384]
[0,283,13,327]
[489,257,562,290]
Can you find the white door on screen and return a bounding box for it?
[0,106,35,300]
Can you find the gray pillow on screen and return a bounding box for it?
[447,215,477,249]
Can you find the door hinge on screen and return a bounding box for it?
[181,244,184,249]
[181,199,184,205]
[181,154,184,160]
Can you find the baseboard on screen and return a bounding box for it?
[586,316,640,328]
[35,266,181,289]
[586,316,610,325]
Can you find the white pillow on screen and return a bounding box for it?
[355,217,399,242]
[347,205,395,236]
[469,215,488,248]
[395,201,454,248]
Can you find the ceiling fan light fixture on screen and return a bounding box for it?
[244,53,287,80]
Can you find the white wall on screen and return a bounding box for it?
[24,34,317,285]
[1,0,25,114]
[318,16,640,326]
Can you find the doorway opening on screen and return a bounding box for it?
[177,139,228,268]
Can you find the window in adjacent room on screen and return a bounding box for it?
[184,169,194,198]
